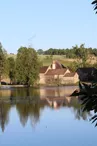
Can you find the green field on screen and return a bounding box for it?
[8,54,76,66]
[8,53,96,71]
[7,54,78,71]
[38,55,76,67]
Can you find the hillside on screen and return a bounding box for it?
[7,53,97,71]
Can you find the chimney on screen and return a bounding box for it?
[52,60,56,69]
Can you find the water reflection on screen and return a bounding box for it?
[0,86,92,132]
[0,102,11,132]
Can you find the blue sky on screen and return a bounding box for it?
[0,0,97,53]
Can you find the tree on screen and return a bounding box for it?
[37,49,44,55]
[7,57,16,84]
[0,43,6,83]
[16,47,39,86]
[92,0,97,13]
[74,44,88,67]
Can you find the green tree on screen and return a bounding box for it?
[37,49,44,55]
[74,44,88,67]
[7,57,16,84]
[16,47,39,86]
[0,43,6,83]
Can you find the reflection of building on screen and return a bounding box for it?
[45,97,66,109]
[39,60,79,85]
[39,86,79,109]
[39,86,78,98]
[44,96,79,109]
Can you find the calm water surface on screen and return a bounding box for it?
[0,86,97,146]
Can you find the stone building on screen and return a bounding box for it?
[39,60,79,85]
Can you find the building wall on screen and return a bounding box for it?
[39,66,79,85]
[39,74,55,84]
[39,74,46,84]
[62,73,79,84]
[54,69,70,79]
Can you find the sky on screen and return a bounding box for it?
[0,0,97,54]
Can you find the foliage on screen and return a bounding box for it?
[39,44,97,60]
[16,47,40,86]
[74,44,88,67]
[7,57,16,84]
[0,43,6,82]
[71,82,97,126]
[68,61,80,72]
[92,0,97,13]
[37,49,44,55]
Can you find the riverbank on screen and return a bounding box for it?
[0,85,29,89]
[0,83,79,89]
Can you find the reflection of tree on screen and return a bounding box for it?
[45,95,91,121]
[0,85,94,131]
[70,82,97,126]
[16,97,45,128]
[0,102,11,132]
[14,87,45,127]
[16,103,29,127]
[63,97,91,120]
[73,108,92,121]
[10,87,40,101]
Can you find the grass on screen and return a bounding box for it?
[7,54,75,66]
[38,55,76,66]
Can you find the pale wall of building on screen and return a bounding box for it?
[61,73,79,84]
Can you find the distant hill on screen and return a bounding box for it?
[6,53,97,71]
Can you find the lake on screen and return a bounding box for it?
[0,86,97,146]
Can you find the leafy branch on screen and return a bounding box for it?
[92,0,97,13]
[71,82,97,126]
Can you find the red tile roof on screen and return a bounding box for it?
[40,66,48,73]
[45,69,68,75]
[64,72,76,77]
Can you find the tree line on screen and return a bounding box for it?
[37,44,97,58]
[1,42,97,86]
[0,43,40,86]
